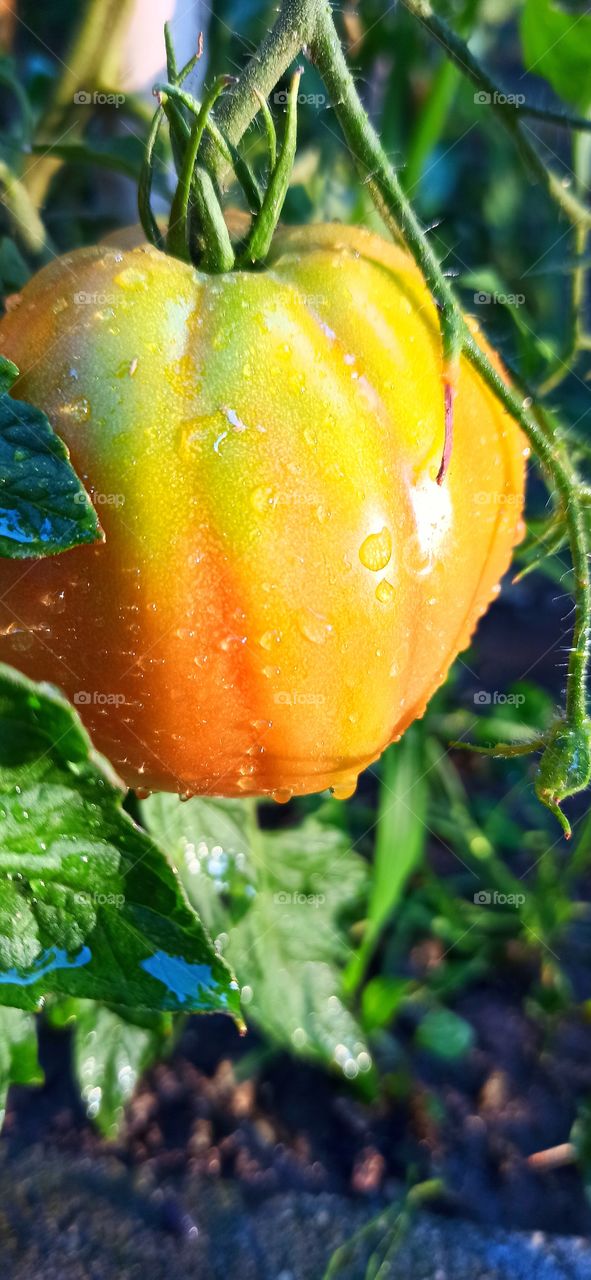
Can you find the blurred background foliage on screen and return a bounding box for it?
[1,0,591,1220]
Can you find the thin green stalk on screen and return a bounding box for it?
[539,115,590,394]
[254,89,278,171]
[154,82,262,213]
[400,0,591,230]
[462,341,590,729]
[167,76,234,261]
[205,0,321,182]
[243,68,302,264]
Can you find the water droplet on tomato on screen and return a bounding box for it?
[259,630,282,650]
[298,608,333,644]
[114,267,149,290]
[359,527,392,572]
[62,398,90,423]
[272,788,293,804]
[375,579,395,604]
[331,775,358,800]
[251,486,275,512]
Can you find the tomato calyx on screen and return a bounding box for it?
[451,716,591,839]
[140,25,303,275]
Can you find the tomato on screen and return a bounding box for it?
[0,223,526,800]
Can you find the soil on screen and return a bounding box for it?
[2,566,591,1277]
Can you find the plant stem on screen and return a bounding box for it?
[462,347,590,725]
[539,116,590,394]
[207,0,321,182]
[400,0,591,230]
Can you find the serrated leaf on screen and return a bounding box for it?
[73,1001,169,1137]
[0,663,240,1018]
[143,795,372,1078]
[0,1005,43,1126]
[521,0,591,112]
[0,390,102,557]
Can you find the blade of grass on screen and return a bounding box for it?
[344,726,427,994]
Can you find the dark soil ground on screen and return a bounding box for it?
[5,975,591,1226]
[3,569,591,1276]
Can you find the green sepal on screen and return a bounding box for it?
[535,718,591,838]
[242,67,302,265]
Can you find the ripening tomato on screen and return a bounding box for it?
[0,223,525,800]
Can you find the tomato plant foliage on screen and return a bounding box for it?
[0,664,239,1017]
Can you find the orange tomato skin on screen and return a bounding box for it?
[0,224,526,800]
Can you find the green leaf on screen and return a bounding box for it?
[0,390,102,557]
[73,1001,169,1137]
[344,729,428,993]
[30,136,148,181]
[521,0,591,112]
[0,1006,43,1126]
[361,976,412,1033]
[143,795,372,1079]
[0,357,18,395]
[0,663,240,1018]
[414,1006,475,1061]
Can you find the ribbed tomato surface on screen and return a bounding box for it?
[0,223,526,799]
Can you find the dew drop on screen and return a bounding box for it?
[251,486,275,513]
[331,775,358,800]
[62,398,90,423]
[259,630,282,650]
[298,608,333,644]
[114,266,148,290]
[359,527,392,572]
[375,579,395,604]
[272,788,293,804]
